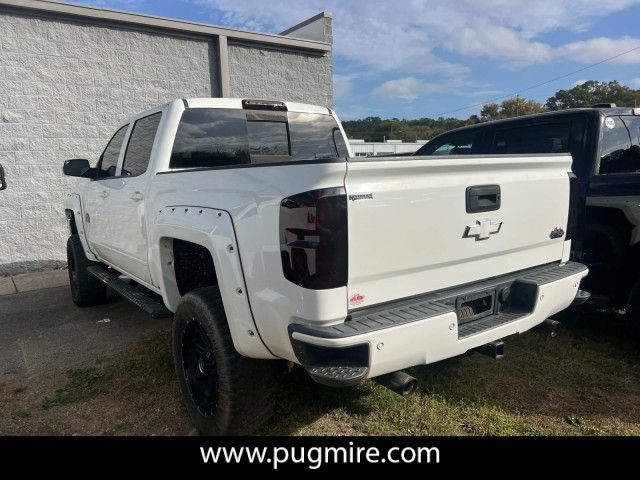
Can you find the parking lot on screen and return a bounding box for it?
[1,279,639,436]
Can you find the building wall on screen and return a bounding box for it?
[0,8,332,275]
[228,43,333,107]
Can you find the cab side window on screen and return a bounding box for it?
[416,130,480,156]
[122,113,162,176]
[97,125,128,178]
[491,123,570,154]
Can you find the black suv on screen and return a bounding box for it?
[415,105,640,333]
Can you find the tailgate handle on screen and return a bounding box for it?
[466,185,500,213]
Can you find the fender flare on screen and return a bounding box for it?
[148,206,275,360]
[63,194,99,262]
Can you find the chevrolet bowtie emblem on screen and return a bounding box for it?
[465,219,502,240]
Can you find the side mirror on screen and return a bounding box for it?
[0,164,6,191]
[63,159,93,178]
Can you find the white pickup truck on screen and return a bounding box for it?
[63,98,588,435]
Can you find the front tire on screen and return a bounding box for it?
[66,235,107,307]
[172,287,282,435]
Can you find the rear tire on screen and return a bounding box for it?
[626,279,640,338]
[66,235,107,307]
[172,286,282,435]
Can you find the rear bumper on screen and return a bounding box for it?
[289,261,588,386]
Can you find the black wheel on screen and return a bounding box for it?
[66,235,107,307]
[626,279,640,338]
[172,287,282,435]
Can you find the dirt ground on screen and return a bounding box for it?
[1,300,639,436]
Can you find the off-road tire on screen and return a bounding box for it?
[66,234,107,307]
[626,279,640,338]
[172,286,282,435]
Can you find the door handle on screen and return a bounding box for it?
[99,190,108,199]
[466,185,501,213]
[130,191,143,202]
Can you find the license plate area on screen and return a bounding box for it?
[455,289,496,324]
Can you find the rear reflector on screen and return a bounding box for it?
[280,187,348,289]
[242,99,287,111]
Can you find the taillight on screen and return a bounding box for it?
[566,172,579,240]
[280,187,348,289]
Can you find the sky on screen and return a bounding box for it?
[74,0,640,120]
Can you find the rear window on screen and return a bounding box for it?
[491,123,570,154]
[247,120,290,163]
[598,116,640,174]
[289,112,349,159]
[170,109,250,169]
[169,108,346,169]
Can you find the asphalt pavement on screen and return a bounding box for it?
[0,283,171,375]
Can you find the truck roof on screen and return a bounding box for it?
[182,97,332,114]
[434,106,640,137]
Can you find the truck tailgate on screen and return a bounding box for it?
[344,154,572,309]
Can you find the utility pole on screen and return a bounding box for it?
[516,94,520,116]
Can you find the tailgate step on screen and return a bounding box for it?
[87,265,172,318]
[307,364,368,387]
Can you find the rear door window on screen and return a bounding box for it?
[491,123,570,154]
[122,112,162,176]
[598,116,640,174]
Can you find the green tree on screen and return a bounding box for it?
[480,98,546,121]
[545,80,640,110]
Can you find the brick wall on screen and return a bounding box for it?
[0,9,333,275]
[0,12,216,275]
[228,43,333,107]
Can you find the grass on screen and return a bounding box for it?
[41,368,105,410]
[1,308,639,435]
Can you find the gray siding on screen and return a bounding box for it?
[228,43,333,107]
[0,12,215,275]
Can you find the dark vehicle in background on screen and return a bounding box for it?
[415,105,640,335]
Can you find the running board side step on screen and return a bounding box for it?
[86,265,173,318]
